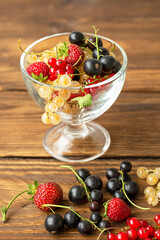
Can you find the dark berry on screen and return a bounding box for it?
[90,212,102,225]
[69,31,85,46]
[113,190,127,202]
[100,55,117,73]
[90,189,103,203]
[64,210,80,228]
[88,36,103,50]
[93,47,109,59]
[44,214,64,233]
[85,175,103,191]
[98,220,111,229]
[83,59,102,76]
[118,173,132,182]
[106,168,119,179]
[106,178,122,194]
[124,181,140,198]
[73,69,80,81]
[77,168,90,181]
[77,221,92,235]
[69,185,86,204]
[113,60,122,73]
[89,201,100,212]
[120,161,132,173]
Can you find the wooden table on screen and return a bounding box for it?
[0,0,160,239]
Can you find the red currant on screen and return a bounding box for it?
[55,69,65,77]
[65,64,74,72]
[127,217,140,229]
[49,67,58,80]
[154,214,160,226]
[48,57,56,67]
[116,232,128,240]
[108,233,117,240]
[146,226,155,236]
[139,219,148,227]
[109,73,115,78]
[154,230,160,240]
[144,238,152,240]
[55,59,66,69]
[137,228,149,239]
[127,229,137,240]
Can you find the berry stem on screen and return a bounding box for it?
[42,204,101,231]
[93,26,100,60]
[97,227,122,240]
[110,43,115,52]
[120,171,150,210]
[73,55,82,67]
[60,165,91,202]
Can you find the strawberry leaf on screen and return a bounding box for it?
[31,73,39,80]
[31,72,48,82]
[58,41,69,58]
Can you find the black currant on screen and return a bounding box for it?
[113,190,127,202]
[113,60,122,73]
[69,31,85,46]
[106,168,119,179]
[90,189,103,203]
[118,173,132,182]
[44,214,64,233]
[83,59,102,76]
[77,221,92,235]
[88,36,103,50]
[77,168,90,181]
[73,69,80,81]
[92,47,109,59]
[106,178,122,194]
[89,201,100,212]
[124,181,140,198]
[120,161,132,173]
[98,220,111,229]
[100,55,117,73]
[69,185,86,204]
[90,212,102,225]
[64,210,80,228]
[84,175,103,191]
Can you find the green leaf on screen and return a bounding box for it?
[71,94,92,108]
[27,191,33,195]
[28,196,34,201]
[58,41,69,57]
[39,73,43,80]
[31,73,39,80]
[34,180,39,188]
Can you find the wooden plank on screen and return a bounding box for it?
[0,91,160,157]
[0,158,159,239]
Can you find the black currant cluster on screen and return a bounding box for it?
[69,30,121,77]
[106,161,140,202]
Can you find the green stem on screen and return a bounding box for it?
[42,204,101,231]
[93,26,100,60]
[110,43,115,52]
[60,165,91,202]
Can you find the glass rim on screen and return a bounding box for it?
[20,32,127,89]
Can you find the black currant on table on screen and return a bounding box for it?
[106,168,119,179]
[77,221,92,235]
[106,178,122,194]
[92,47,109,59]
[64,210,80,228]
[90,189,103,203]
[83,59,102,76]
[120,161,132,173]
[73,69,80,81]
[69,185,86,204]
[77,168,90,181]
[84,174,103,191]
[90,212,102,225]
[118,173,132,182]
[113,190,127,202]
[87,36,103,50]
[69,31,85,46]
[113,60,122,73]
[44,214,64,233]
[124,181,140,198]
[98,220,111,229]
[100,55,117,73]
[89,201,100,212]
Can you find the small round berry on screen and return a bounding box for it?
[90,212,102,225]
[41,112,50,124]
[113,190,127,202]
[118,173,132,182]
[157,182,160,189]
[139,219,148,227]
[77,168,90,181]
[106,168,119,179]
[124,181,140,198]
[108,233,117,240]
[146,225,155,236]
[100,55,116,73]
[154,167,160,178]
[137,228,149,239]
[38,86,51,98]
[147,173,159,185]
[116,232,128,240]
[44,214,64,233]
[84,175,103,191]
[49,67,58,80]
[156,189,160,198]
[64,210,80,228]
[48,58,56,67]
[89,201,100,212]
[127,229,137,240]
[120,161,132,173]
[90,189,103,203]
[69,185,86,204]
[93,47,109,59]
[106,178,122,194]
[154,229,160,240]
[137,167,149,179]
[147,195,158,206]
[69,31,85,46]
[144,186,155,198]
[98,220,111,229]
[83,59,102,76]
[154,214,160,225]
[72,69,80,81]
[127,217,140,229]
[113,60,122,73]
[49,113,61,125]
[87,36,103,50]
[55,59,66,69]
[77,221,92,235]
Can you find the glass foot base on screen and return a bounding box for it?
[43,122,111,162]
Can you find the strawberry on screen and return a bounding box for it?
[32,181,63,212]
[26,62,50,81]
[106,198,131,222]
[58,41,84,66]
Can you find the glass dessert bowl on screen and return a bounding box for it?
[20,32,127,162]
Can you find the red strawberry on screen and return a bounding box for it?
[33,181,63,212]
[107,198,131,222]
[26,62,50,81]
